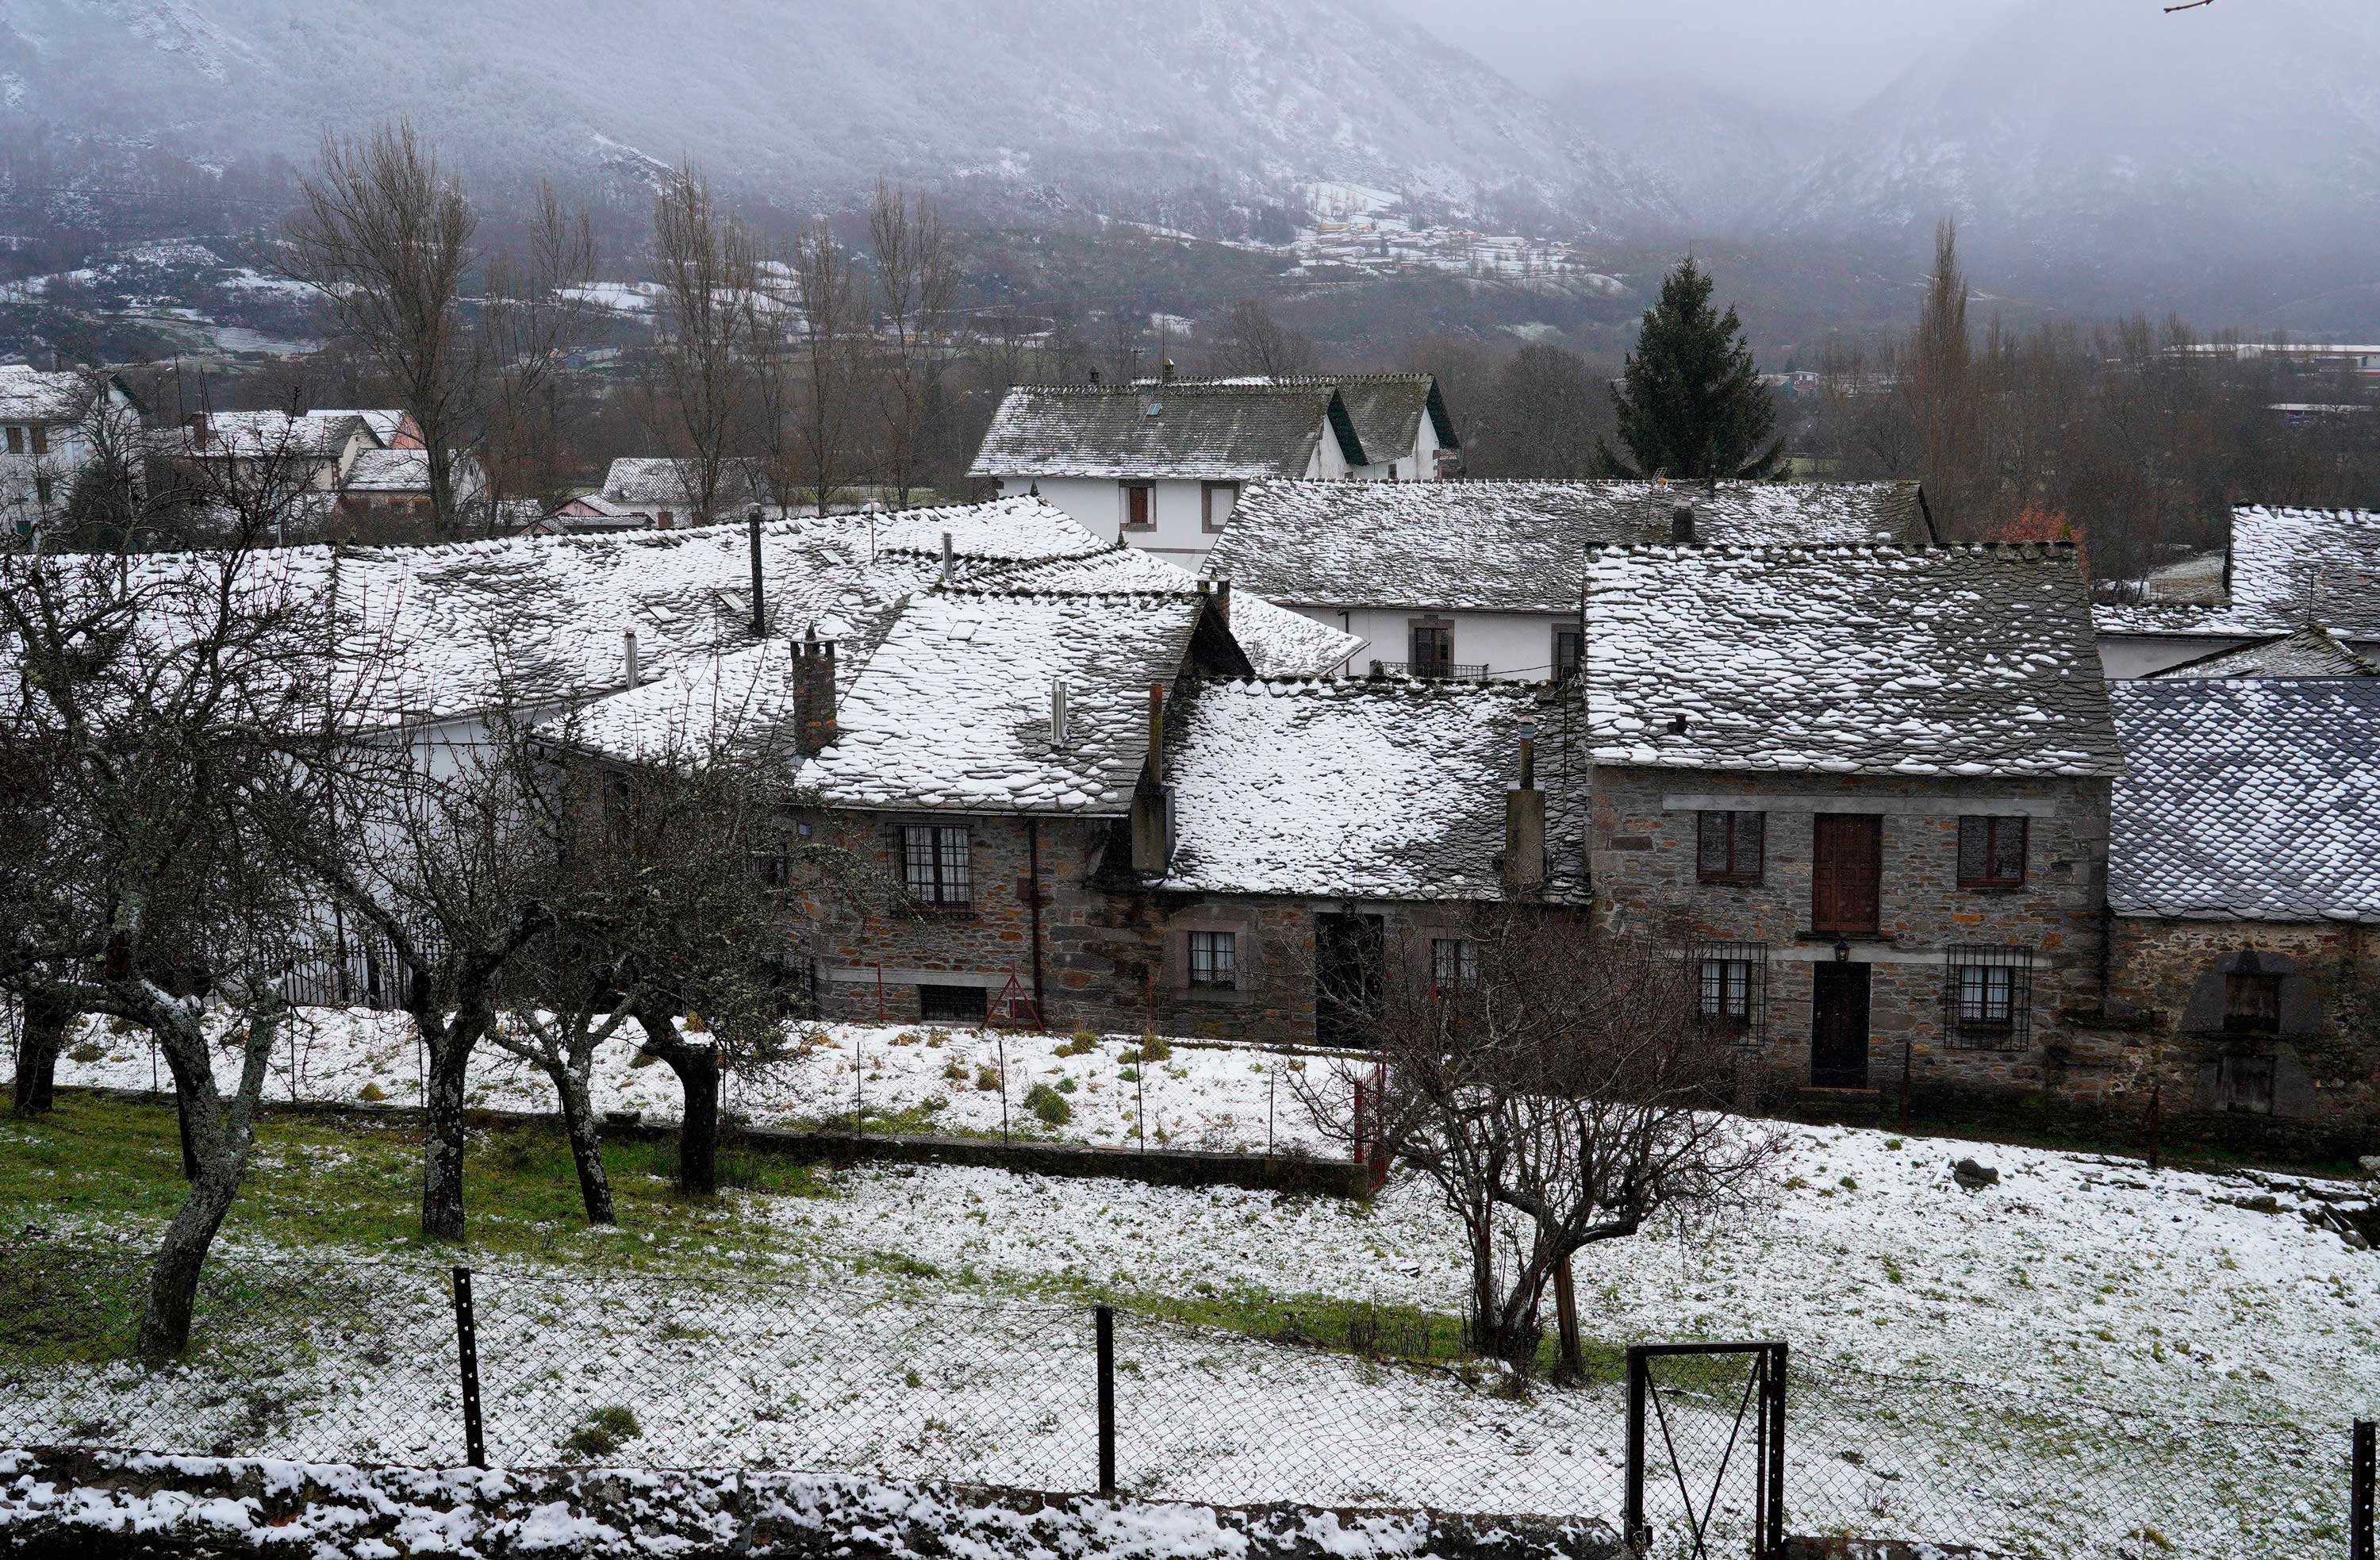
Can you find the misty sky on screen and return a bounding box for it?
[1372,0,2025,110]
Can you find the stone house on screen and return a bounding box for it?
[1577,542,2126,1103]
[2102,678,2380,1124]
[336,447,486,531]
[966,380,1372,565]
[1202,478,1933,682]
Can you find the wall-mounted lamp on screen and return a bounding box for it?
[1833,939,1852,964]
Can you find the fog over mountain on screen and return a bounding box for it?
[2,0,2378,328]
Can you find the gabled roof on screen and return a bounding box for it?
[178,411,369,459]
[341,448,437,492]
[600,456,765,510]
[2108,679,2380,923]
[2144,623,2378,680]
[1330,374,1457,460]
[1204,479,1932,613]
[309,409,411,448]
[2095,506,2380,640]
[991,544,1365,678]
[967,382,1364,480]
[1582,543,2124,778]
[0,365,86,422]
[1154,678,1585,903]
[799,590,1249,817]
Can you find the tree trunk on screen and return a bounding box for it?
[136,1151,246,1362]
[667,1045,721,1197]
[1552,1255,1583,1386]
[11,991,69,1115]
[550,1063,615,1224]
[174,1088,200,1181]
[420,1018,474,1242]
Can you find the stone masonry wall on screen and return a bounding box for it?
[2106,916,2379,1123]
[1589,764,2113,1101]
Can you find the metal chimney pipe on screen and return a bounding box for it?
[1147,683,1165,764]
[940,529,954,579]
[747,505,766,636]
[623,628,640,689]
[1051,678,1069,747]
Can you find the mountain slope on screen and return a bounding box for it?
[0,0,1676,233]
[1767,0,2380,310]
[1550,78,1829,236]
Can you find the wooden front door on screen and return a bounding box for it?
[1810,963,1871,1089]
[1812,814,1883,934]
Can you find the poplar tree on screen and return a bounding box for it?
[1600,257,1782,481]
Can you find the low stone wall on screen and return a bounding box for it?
[0,1447,1623,1560]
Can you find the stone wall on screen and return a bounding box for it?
[1588,765,2113,1100]
[2105,915,2380,1124]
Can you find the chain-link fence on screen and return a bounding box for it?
[0,1236,2363,1558]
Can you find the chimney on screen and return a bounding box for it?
[622,628,640,689]
[1088,367,1102,386]
[747,506,766,636]
[1670,503,1697,544]
[187,411,209,450]
[1214,576,1231,624]
[1130,682,1173,873]
[1161,357,1177,383]
[940,529,954,580]
[792,628,839,755]
[1050,678,1070,747]
[1504,718,1546,894]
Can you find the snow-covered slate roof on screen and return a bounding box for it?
[178,410,369,459]
[1582,543,2124,778]
[967,382,1362,480]
[555,642,806,767]
[2107,679,2380,923]
[2144,623,2378,680]
[0,364,83,422]
[1156,678,1584,902]
[991,544,1365,678]
[341,448,436,492]
[310,409,410,448]
[2094,506,2380,640]
[800,590,1248,816]
[600,456,764,510]
[1204,479,1930,612]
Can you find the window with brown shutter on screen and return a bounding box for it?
[1696,811,1764,884]
[1811,814,1883,933]
[29,425,47,456]
[3,427,21,455]
[1958,816,2027,890]
[1123,482,1154,528]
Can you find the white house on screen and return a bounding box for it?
[2093,506,2380,678]
[0,364,143,542]
[968,377,1451,565]
[1200,478,1933,681]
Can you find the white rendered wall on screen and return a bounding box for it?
[1294,606,1576,681]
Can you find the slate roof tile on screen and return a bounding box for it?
[2094,506,2380,639]
[2144,623,2378,680]
[2108,679,2380,922]
[990,544,1364,677]
[968,382,1361,480]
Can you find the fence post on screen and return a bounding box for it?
[450,1266,486,1470]
[1623,1345,1648,1550]
[1764,1343,1788,1560]
[1095,1304,1116,1497]
[2354,1419,2375,1560]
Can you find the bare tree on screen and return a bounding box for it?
[787,220,864,517]
[0,524,340,1359]
[651,166,760,524]
[1208,298,1319,378]
[286,124,481,540]
[867,183,960,508]
[1294,916,1784,1376]
[479,184,596,536]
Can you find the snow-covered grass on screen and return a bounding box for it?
[14,1016,2380,1555]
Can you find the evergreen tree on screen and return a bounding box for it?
[1600,257,1782,480]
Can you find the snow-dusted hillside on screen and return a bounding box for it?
[0,0,1676,235]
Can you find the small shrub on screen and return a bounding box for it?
[1138,1034,1174,1062]
[1883,1137,1902,1150]
[892,1032,921,1047]
[923,1094,949,1112]
[1025,1082,1072,1126]
[1839,1175,1858,1191]
[357,1082,390,1103]
[1119,1066,1140,1082]
[1055,1077,1078,1094]
[1055,1031,1100,1057]
[942,1060,969,1083]
[1784,1175,1809,1192]
[562,1405,641,1458]
[67,1041,105,1065]
[974,1065,1004,1092]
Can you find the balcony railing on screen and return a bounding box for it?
[1368,660,1490,682]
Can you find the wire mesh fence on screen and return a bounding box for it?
[0,1235,2363,1558]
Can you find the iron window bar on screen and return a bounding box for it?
[1943,943,2034,1051]
[1687,939,1768,1047]
[1367,659,1490,682]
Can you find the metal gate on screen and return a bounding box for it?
[1626,1341,1787,1560]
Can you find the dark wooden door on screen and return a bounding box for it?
[1315,913,1386,1048]
[1810,963,1871,1089]
[1811,814,1883,933]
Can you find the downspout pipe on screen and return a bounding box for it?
[1027,817,1047,1031]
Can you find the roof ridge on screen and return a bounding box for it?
[1585,540,2075,557]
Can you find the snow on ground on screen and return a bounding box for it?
[25,1014,2380,1555]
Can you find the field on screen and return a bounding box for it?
[6,1016,2376,1556]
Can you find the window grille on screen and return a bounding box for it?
[1430,937,1479,993]
[900,824,972,907]
[1942,943,2034,1051]
[1188,930,1237,990]
[1687,939,1767,1045]
[918,984,987,1023]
